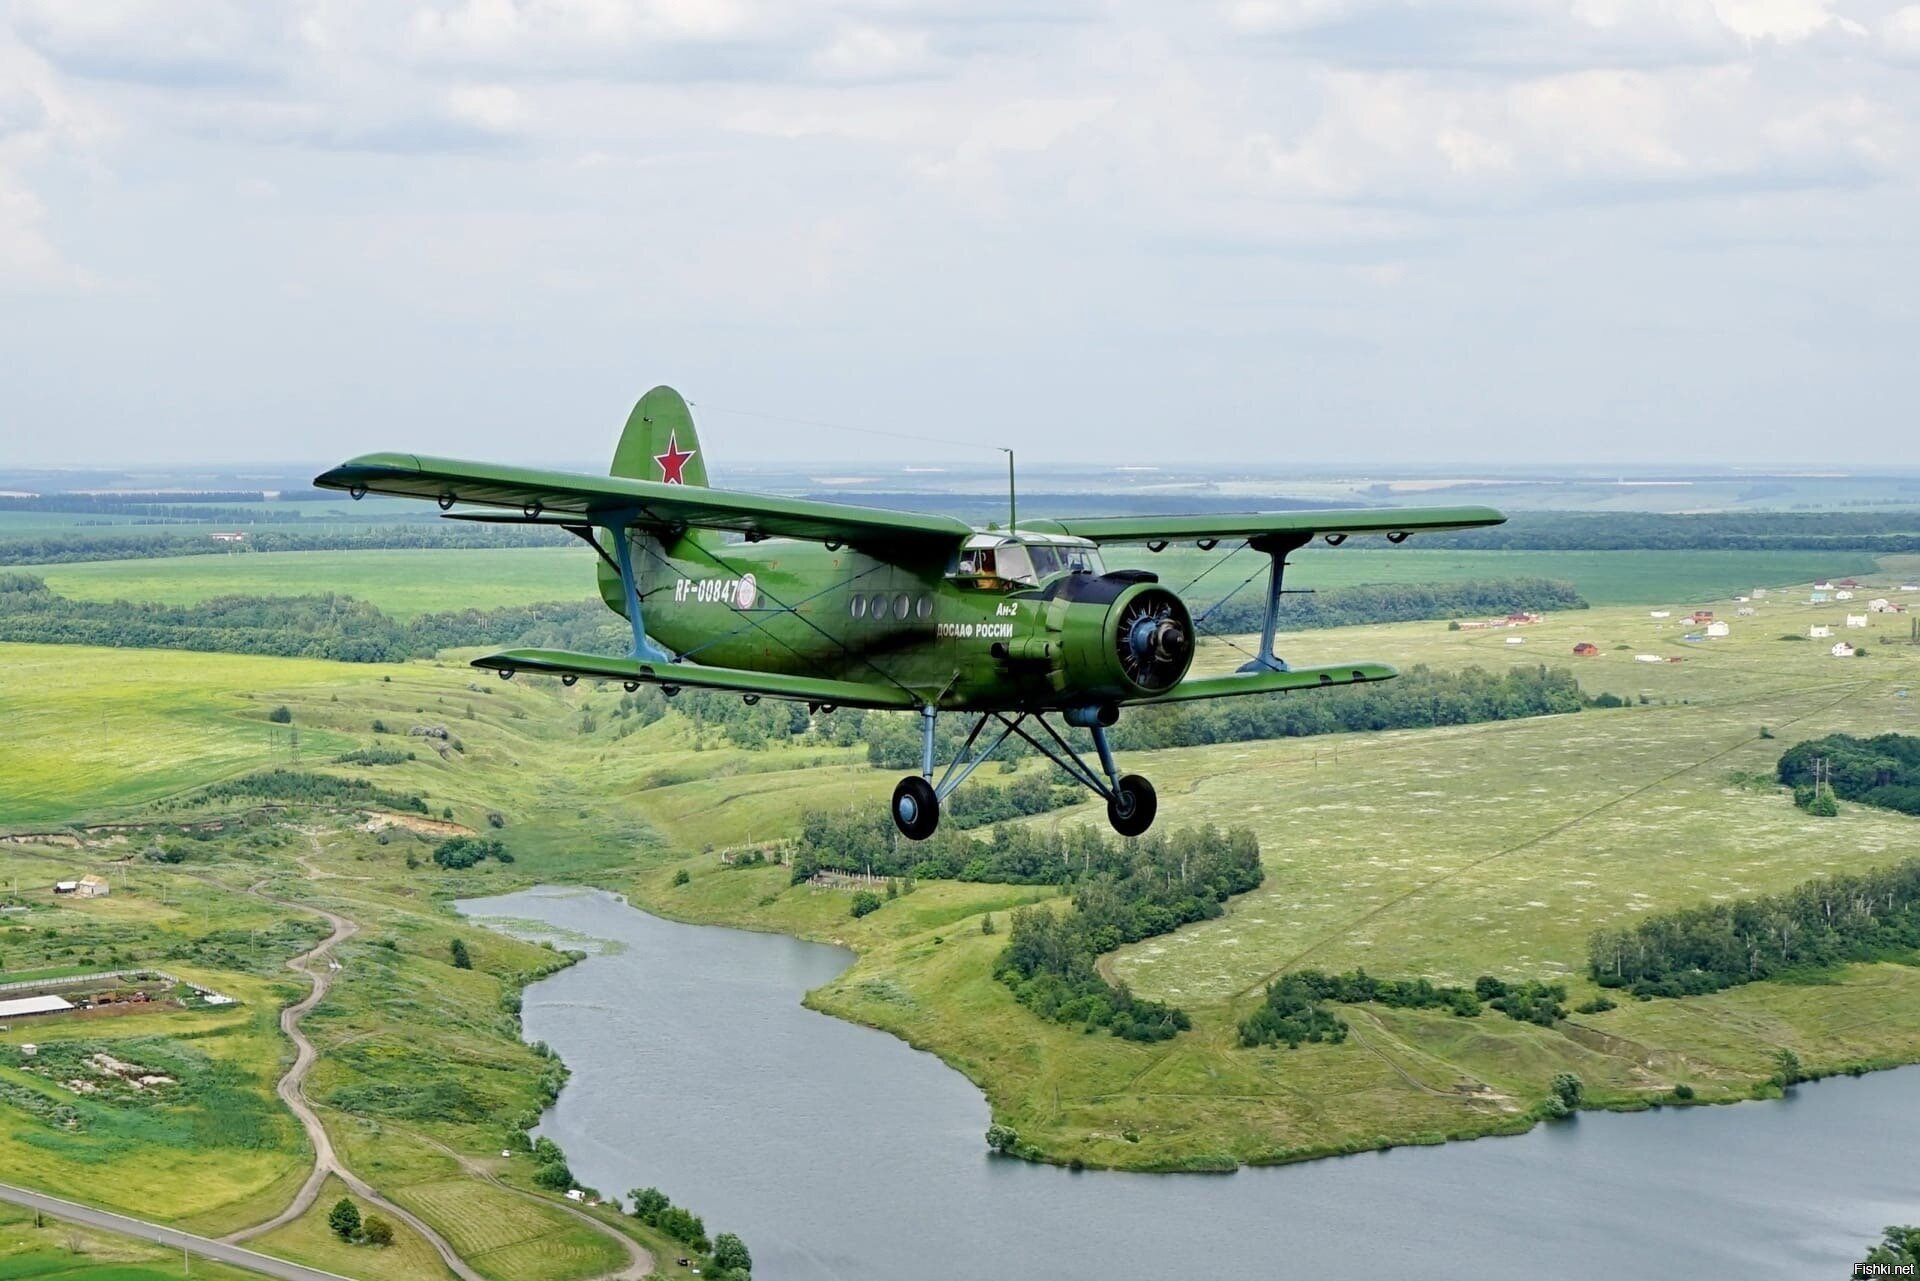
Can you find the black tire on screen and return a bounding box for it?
[892,776,940,841]
[1106,774,1157,837]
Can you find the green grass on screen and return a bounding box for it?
[0,1201,262,1280]
[5,547,1920,1191]
[36,550,588,621]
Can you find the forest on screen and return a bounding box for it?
[990,825,1264,1041]
[162,769,431,816]
[1418,509,1920,551]
[1777,733,1920,817]
[1587,856,1920,997]
[0,522,565,565]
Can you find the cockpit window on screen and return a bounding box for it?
[995,544,1036,584]
[1062,546,1104,575]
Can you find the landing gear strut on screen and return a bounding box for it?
[890,706,1157,841]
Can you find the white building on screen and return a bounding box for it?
[1836,590,1856,601]
[76,874,108,897]
[1810,625,1832,639]
[0,995,75,1019]
[1869,598,1895,613]
[1650,610,1671,619]
[1833,642,1857,658]
[1634,654,1664,663]
[1753,588,1769,598]
[1706,621,1731,637]
[1846,614,1868,629]
[1505,635,1526,645]
[1903,584,1919,593]
[1737,606,1757,616]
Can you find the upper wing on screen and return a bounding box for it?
[314,452,972,551]
[1126,661,1397,705]
[472,648,923,710]
[1021,505,1503,545]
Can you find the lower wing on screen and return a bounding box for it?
[472,648,923,710]
[1129,661,1398,705]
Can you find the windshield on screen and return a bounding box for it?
[952,541,1102,586]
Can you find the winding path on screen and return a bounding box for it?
[225,857,488,1281]
[227,842,649,1281]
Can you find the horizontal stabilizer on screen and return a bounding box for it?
[1135,661,1398,705]
[472,648,924,710]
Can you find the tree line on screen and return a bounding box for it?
[1778,733,1920,817]
[0,573,619,664]
[0,522,568,565]
[1587,855,1920,997]
[1416,508,1920,551]
[1189,577,1585,633]
[163,768,430,815]
[787,781,1087,882]
[1238,970,1570,1048]
[993,825,1263,1041]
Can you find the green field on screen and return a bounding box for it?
[36,550,588,621]
[5,542,1920,1217]
[24,545,1893,628]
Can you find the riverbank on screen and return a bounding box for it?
[465,885,1920,1281]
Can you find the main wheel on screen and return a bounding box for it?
[1106,774,1157,837]
[891,776,940,841]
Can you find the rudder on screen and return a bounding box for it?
[612,386,708,487]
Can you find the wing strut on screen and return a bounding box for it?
[1239,533,1312,674]
[605,510,675,664]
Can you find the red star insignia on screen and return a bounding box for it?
[654,431,696,485]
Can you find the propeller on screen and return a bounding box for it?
[1114,589,1192,692]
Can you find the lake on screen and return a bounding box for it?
[459,886,1917,1280]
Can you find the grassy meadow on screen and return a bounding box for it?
[37,550,586,621]
[2,537,1920,1231]
[0,1201,264,1280]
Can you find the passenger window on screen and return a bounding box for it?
[850,595,867,619]
[870,592,890,619]
[893,593,910,619]
[915,595,933,620]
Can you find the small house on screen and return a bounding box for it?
[1690,610,1715,623]
[1846,614,1868,629]
[1634,654,1663,663]
[1573,642,1599,657]
[1839,578,1860,589]
[1810,625,1832,639]
[1810,592,1830,604]
[1649,610,1671,619]
[76,874,109,897]
[1504,635,1526,645]
[1706,621,1730,637]
[1836,590,1855,601]
[1832,642,1857,658]
[1869,598,1894,613]
[1902,583,1919,592]
[1736,606,1756,616]
[210,531,247,543]
[1814,580,1834,591]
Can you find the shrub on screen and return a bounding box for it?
[985,1124,1019,1154]
[449,938,472,970]
[328,1198,361,1242]
[713,1233,752,1275]
[268,705,292,724]
[849,891,883,918]
[362,1215,394,1247]
[1672,1083,1695,1100]
[533,1160,573,1191]
[671,869,691,887]
[1550,1072,1584,1107]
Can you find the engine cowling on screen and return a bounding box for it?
[1048,576,1195,701]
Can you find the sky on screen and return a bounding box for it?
[1,0,1916,469]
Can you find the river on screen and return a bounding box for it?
[459,886,1917,1280]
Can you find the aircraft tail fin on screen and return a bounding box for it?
[612,386,708,487]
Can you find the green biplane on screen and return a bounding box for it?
[316,387,1502,839]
